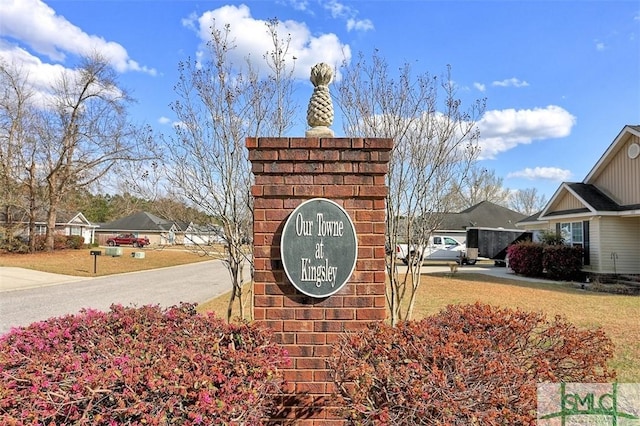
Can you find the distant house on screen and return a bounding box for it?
[95,211,182,246]
[183,223,225,246]
[397,201,527,243]
[95,211,222,246]
[518,125,640,275]
[439,201,527,241]
[0,210,97,245]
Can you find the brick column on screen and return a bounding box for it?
[247,137,392,425]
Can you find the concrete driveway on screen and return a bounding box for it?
[1,267,87,292]
[397,262,564,284]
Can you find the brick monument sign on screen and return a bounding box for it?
[247,63,392,424]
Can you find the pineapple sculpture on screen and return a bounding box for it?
[305,62,335,137]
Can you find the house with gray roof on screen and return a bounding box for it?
[397,201,526,243]
[518,125,640,275]
[440,201,526,232]
[95,211,183,246]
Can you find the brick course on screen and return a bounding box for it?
[247,137,392,425]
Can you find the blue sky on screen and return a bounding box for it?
[1,0,639,201]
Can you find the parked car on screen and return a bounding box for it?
[106,233,150,248]
[395,236,475,265]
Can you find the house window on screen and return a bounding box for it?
[558,221,589,265]
[70,226,81,236]
[571,223,583,247]
[561,222,583,247]
[36,225,47,235]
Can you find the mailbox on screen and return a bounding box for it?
[90,250,102,274]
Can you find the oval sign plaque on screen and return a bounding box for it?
[281,198,358,298]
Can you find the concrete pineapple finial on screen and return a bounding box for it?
[305,62,334,138]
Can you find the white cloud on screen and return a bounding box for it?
[286,0,310,12]
[324,0,349,18]
[477,105,576,159]
[473,82,486,92]
[319,0,373,32]
[277,1,374,33]
[0,0,156,81]
[0,0,148,112]
[183,4,351,80]
[347,18,374,32]
[595,41,606,51]
[0,0,156,75]
[492,77,529,88]
[158,116,172,125]
[507,167,572,181]
[0,41,123,111]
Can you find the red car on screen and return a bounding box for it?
[106,233,150,248]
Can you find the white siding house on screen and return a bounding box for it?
[518,125,640,275]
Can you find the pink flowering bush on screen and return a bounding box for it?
[0,304,289,425]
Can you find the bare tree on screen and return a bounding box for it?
[264,18,298,137]
[160,19,297,321]
[510,187,547,216]
[449,166,511,210]
[335,52,485,325]
[33,54,146,251]
[0,61,27,235]
[0,61,44,252]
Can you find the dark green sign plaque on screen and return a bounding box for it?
[281,198,358,298]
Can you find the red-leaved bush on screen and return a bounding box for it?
[543,245,584,281]
[329,303,615,425]
[31,234,85,251]
[33,234,69,251]
[0,304,289,425]
[507,242,544,277]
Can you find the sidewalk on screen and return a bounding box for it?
[0,267,88,292]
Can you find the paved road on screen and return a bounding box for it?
[0,260,233,335]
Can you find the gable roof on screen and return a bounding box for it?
[539,125,640,220]
[57,212,95,227]
[584,125,640,183]
[98,211,176,232]
[539,182,640,219]
[439,201,526,230]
